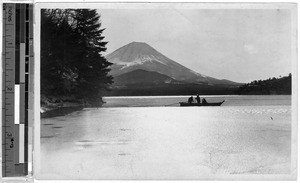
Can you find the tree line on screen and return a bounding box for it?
[41,9,113,106]
[235,74,292,95]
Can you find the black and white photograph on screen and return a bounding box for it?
[36,2,297,180]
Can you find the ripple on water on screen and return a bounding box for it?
[75,140,132,146]
[228,107,290,115]
[118,153,131,156]
[52,126,63,129]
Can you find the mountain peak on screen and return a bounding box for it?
[126,41,155,51]
[125,41,154,52]
[129,41,148,45]
[106,41,161,64]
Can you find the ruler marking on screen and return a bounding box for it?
[25,5,31,174]
[2,103,5,179]
[3,3,16,177]
[25,4,29,20]
[3,3,32,177]
[19,124,24,163]
[25,28,29,48]
[14,85,20,124]
[20,43,25,82]
[15,5,20,85]
[14,124,19,163]
[20,4,25,43]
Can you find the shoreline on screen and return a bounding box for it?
[41,95,105,118]
[41,106,84,119]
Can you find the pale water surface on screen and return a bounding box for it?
[39,95,291,179]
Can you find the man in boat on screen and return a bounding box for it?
[188,96,194,103]
[195,94,201,103]
[202,98,207,104]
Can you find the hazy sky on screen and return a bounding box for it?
[98,7,292,83]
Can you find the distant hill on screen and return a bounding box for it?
[106,42,241,86]
[235,74,291,95]
[113,69,180,86]
[107,69,238,96]
[107,83,238,96]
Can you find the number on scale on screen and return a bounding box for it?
[6,133,14,148]
[6,86,13,91]
[7,6,13,22]
[10,138,14,148]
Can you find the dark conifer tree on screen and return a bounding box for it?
[41,9,79,96]
[41,9,113,106]
[72,9,113,105]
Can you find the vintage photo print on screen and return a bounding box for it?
[34,2,297,180]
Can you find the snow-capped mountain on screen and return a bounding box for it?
[113,69,179,86]
[106,42,239,85]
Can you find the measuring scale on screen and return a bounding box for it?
[2,3,33,178]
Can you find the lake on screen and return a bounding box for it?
[39,95,292,180]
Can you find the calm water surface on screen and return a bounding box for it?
[40,95,292,179]
[102,95,291,107]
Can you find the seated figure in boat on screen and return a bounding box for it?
[202,98,207,104]
[195,94,201,103]
[188,96,194,103]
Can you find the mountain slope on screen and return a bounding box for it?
[113,69,180,86]
[106,42,240,85]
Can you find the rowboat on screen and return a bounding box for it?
[179,100,225,107]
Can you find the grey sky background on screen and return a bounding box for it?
[98,8,292,83]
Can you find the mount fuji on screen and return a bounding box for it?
[106,42,240,86]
